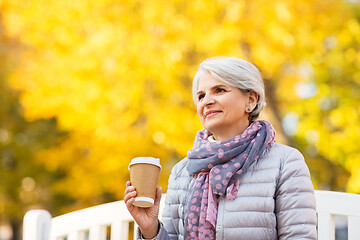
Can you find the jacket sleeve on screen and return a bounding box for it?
[275,148,317,239]
[136,221,170,240]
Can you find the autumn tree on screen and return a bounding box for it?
[0,10,67,239]
[0,0,359,228]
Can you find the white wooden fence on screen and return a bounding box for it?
[23,190,360,240]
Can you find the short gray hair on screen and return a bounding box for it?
[192,57,266,122]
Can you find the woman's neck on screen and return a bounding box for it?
[211,121,250,141]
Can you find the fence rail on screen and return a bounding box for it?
[23,190,360,240]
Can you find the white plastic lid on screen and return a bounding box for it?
[128,157,162,172]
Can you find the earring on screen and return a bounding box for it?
[247,108,251,112]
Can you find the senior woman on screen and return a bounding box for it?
[124,57,317,240]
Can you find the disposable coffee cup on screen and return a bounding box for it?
[128,157,162,208]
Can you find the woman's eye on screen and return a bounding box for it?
[216,88,226,93]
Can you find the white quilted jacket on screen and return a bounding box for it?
[144,143,317,240]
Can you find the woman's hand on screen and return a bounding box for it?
[124,181,162,238]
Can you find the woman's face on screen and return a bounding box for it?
[196,71,257,141]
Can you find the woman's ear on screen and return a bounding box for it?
[246,91,258,112]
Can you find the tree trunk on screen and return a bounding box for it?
[263,77,296,147]
[10,221,20,240]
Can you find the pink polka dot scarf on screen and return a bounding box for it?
[184,120,276,240]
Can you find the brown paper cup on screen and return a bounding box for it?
[129,157,161,208]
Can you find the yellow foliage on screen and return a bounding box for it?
[1,0,359,212]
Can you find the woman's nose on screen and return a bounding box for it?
[202,94,215,105]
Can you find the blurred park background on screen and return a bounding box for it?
[0,0,360,239]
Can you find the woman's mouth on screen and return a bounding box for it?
[205,111,222,118]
